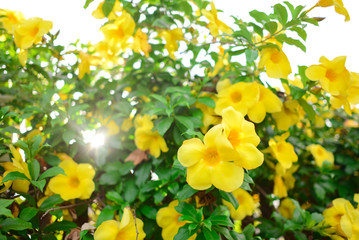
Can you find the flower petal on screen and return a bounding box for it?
[212,162,244,192]
[178,138,205,167]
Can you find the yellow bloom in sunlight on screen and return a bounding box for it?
[100,115,120,136]
[0,145,31,193]
[177,124,244,192]
[159,28,184,59]
[0,9,25,34]
[305,56,351,96]
[209,46,229,77]
[278,198,296,219]
[258,47,291,79]
[133,29,151,57]
[272,99,301,131]
[201,1,233,37]
[215,79,259,116]
[307,144,334,167]
[121,117,133,132]
[283,76,304,95]
[92,1,122,20]
[94,208,146,240]
[269,132,298,169]
[134,115,168,158]
[48,159,95,201]
[340,206,359,240]
[273,164,298,198]
[221,107,263,170]
[323,198,354,238]
[223,188,256,221]
[247,84,282,123]
[194,93,221,133]
[78,51,100,79]
[14,17,52,49]
[156,200,196,240]
[317,0,350,21]
[101,11,135,50]
[94,41,122,69]
[24,129,46,146]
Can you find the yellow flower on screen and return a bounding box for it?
[92,1,122,20]
[258,47,292,79]
[269,132,298,169]
[101,11,135,50]
[223,188,255,221]
[133,29,151,57]
[24,129,46,146]
[282,76,304,95]
[221,107,263,170]
[209,46,229,77]
[273,164,298,198]
[159,28,184,59]
[194,93,221,133]
[317,0,350,21]
[215,80,259,116]
[14,17,52,49]
[78,52,100,79]
[177,124,244,192]
[121,117,133,132]
[272,99,301,131]
[247,84,282,123]
[94,208,146,240]
[0,9,25,34]
[134,115,168,158]
[100,115,120,136]
[307,144,334,167]
[201,1,233,37]
[94,41,122,69]
[278,198,296,219]
[323,198,354,238]
[156,200,196,240]
[0,145,31,193]
[305,56,351,96]
[48,159,95,201]
[340,207,359,239]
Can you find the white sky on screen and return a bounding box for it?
[1,0,358,74]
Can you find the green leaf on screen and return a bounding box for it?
[2,171,29,183]
[289,85,306,100]
[264,22,278,34]
[44,220,77,232]
[123,178,138,203]
[297,98,315,122]
[40,194,64,210]
[175,116,194,130]
[151,94,168,105]
[213,226,234,240]
[197,97,216,108]
[243,224,255,239]
[63,129,77,145]
[219,190,239,210]
[294,231,308,240]
[0,218,32,231]
[102,0,116,17]
[31,135,43,156]
[30,179,46,192]
[156,117,174,136]
[298,65,310,87]
[177,184,198,201]
[203,228,220,240]
[28,159,41,180]
[96,207,115,227]
[290,27,307,41]
[140,205,157,220]
[275,34,306,52]
[273,4,288,25]
[19,207,38,221]
[175,202,197,222]
[0,199,14,217]
[174,225,195,240]
[135,162,152,187]
[314,183,326,200]
[249,10,269,23]
[39,166,65,181]
[1,126,20,134]
[84,0,94,8]
[44,154,62,166]
[209,215,233,227]
[245,49,258,64]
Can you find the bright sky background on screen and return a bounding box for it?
[2,0,358,75]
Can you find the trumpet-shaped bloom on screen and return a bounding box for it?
[133,29,151,57]
[48,159,95,200]
[340,207,359,239]
[221,107,263,170]
[78,52,100,79]
[268,132,298,169]
[159,28,184,59]
[317,0,350,21]
[278,198,296,219]
[258,47,291,79]
[178,124,244,192]
[247,84,282,123]
[156,200,196,240]
[92,1,122,20]
[223,188,256,221]
[272,100,301,131]
[305,56,351,96]
[273,164,298,198]
[215,80,259,116]
[94,208,146,240]
[307,144,334,167]
[0,9,25,34]
[14,17,52,49]
[0,145,31,193]
[201,1,233,37]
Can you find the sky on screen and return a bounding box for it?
[1,0,358,74]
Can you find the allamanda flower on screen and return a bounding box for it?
[306,144,334,167]
[268,132,298,169]
[0,9,25,34]
[222,188,256,221]
[272,99,301,131]
[278,198,296,219]
[201,1,233,37]
[48,159,95,201]
[92,0,122,20]
[94,208,146,240]
[159,28,184,59]
[177,124,244,192]
[258,46,292,79]
[156,200,196,240]
[316,0,350,21]
[133,29,151,57]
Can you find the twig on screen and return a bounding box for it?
[130,208,139,240]
[40,202,88,220]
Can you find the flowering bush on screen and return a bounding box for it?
[0,0,358,239]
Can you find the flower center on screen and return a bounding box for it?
[270,50,281,63]
[230,91,242,103]
[317,148,324,156]
[227,129,242,148]
[116,230,127,240]
[69,176,80,188]
[31,27,39,38]
[204,148,220,166]
[326,69,337,81]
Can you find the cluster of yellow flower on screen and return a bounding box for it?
[322,194,359,240]
[0,9,52,66]
[178,107,263,192]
